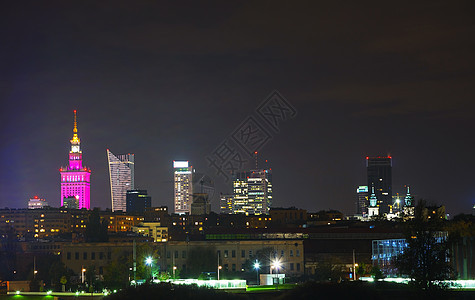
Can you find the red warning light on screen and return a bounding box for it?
[73,110,77,113]
[366,156,369,160]
[254,151,258,154]
[34,196,38,199]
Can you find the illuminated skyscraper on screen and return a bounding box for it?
[174,161,193,214]
[366,156,392,214]
[60,110,91,209]
[107,150,135,212]
[232,169,272,215]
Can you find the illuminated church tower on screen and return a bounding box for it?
[60,110,91,209]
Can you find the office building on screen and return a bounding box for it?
[232,169,272,215]
[28,196,49,209]
[132,222,168,242]
[220,194,234,214]
[126,189,151,214]
[366,156,392,214]
[60,110,91,209]
[63,196,79,209]
[174,161,193,214]
[107,150,135,212]
[355,186,368,216]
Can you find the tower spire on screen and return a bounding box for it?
[73,109,77,133]
[70,110,80,152]
[369,183,377,207]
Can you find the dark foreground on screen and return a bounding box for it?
[101,282,475,300]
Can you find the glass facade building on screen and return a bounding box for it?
[372,239,408,269]
[107,150,135,212]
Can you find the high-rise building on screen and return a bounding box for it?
[28,196,49,209]
[60,110,91,209]
[107,150,135,212]
[220,193,234,214]
[366,156,392,214]
[356,186,369,216]
[174,161,193,214]
[126,189,151,214]
[232,169,272,215]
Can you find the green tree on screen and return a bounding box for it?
[394,200,454,290]
[48,260,72,291]
[313,259,345,282]
[184,246,217,278]
[103,243,161,289]
[370,265,384,281]
[85,210,109,242]
[104,251,130,289]
[60,276,67,292]
[356,262,370,277]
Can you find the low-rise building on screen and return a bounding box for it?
[132,222,168,242]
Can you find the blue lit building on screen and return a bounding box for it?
[372,239,408,273]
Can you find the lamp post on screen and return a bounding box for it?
[253,260,260,285]
[271,259,281,285]
[217,265,222,280]
[217,251,221,281]
[81,267,86,284]
[173,266,177,279]
[145,256,153,280]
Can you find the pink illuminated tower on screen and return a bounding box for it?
[60,110,91,209]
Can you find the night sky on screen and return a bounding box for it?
[1,1,475,216]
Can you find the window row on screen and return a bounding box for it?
[67,251,112,260]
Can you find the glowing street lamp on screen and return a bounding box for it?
[271,258,282,285]
[253,260,260,285]
[218,265,222,280]
[173,266,177,279]
[81,267,86,283]
[145,256,153,280]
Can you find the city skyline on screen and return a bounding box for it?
[1,2,474,216]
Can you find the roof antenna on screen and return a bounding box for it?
[254,151,258,169]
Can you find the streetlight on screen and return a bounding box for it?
[145,256,153,280]
[81,267,86,284]
[271,259,281,285]
[253,260,260,285]
[217,265,222,280]
[173,266,177,279]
